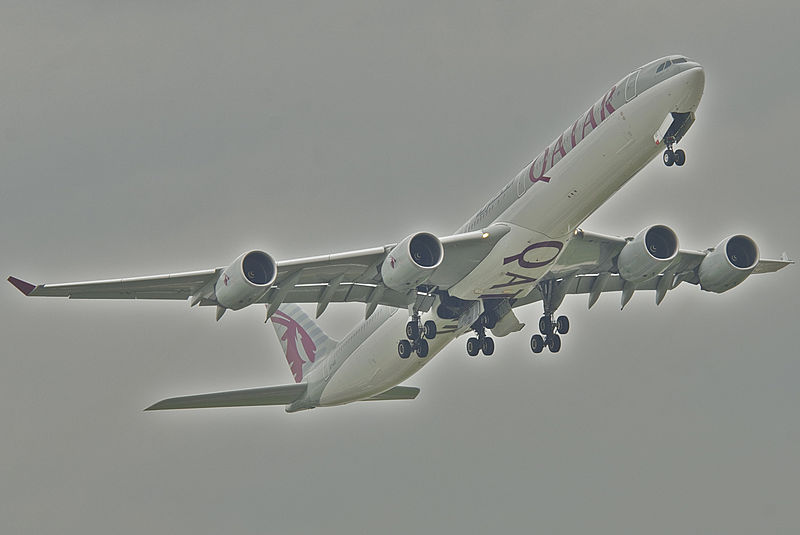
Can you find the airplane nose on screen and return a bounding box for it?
[676,65,705,113]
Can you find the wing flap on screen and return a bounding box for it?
[145,383,307,411]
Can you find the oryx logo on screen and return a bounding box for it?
[223,273,231,286]
[389,256,396,269]
[271,310,317,382]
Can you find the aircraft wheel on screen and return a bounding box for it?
[663,149,675,166]
[416,338,429,358]
[423,320,437,340]
[547,334,562,353]
[405,321,420,341]
[556,315,570,335]
[466,337,481,357]
[482,337,495,356]
[530,334,544,354]
[539,316,550,335]
[398,339,413,359]
[674,149,686,166]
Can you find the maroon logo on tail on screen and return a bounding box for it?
[271,310,317,382]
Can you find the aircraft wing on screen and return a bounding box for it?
[8,224,510,316]
[512,228,793,310]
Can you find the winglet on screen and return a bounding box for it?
[7,276,36,296]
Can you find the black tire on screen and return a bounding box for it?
[398,339,412,359]
[482,337,495,356]
[663,149,675,166]
[466,337,480,357]
[530,334,544,354]
[423,320,437,340]
[674,149,686,166]
[556,315,570,335]
[416,338,429,358]
[547,334,562,353]
[405,321,420,341]
[539,316,550,335]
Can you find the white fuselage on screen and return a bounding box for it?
[312,62,705,407]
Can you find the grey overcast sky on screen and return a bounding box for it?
[2,2,799,534]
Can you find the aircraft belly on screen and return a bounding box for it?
[450,79,684,300]
[448,224,563,300]
[504,99,667,236]
[318,312,458,406]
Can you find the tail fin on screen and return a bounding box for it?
[269,304,338,383]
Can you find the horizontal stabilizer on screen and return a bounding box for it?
[366,386,420,401]
[145,383,307,411]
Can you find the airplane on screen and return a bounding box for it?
[8,54,793,413]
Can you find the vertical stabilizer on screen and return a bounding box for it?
[269,304,338,382]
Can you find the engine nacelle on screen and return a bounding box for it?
[617,224,679,283]
[382,232,444,293]
[698,235,759,293]
[215,250,277,310]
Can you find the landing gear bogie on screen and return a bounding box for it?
[533,305,569,354]
[662,136,685,167]
[399,313,438,359]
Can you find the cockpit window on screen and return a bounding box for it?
[673,57,687,64]
[656,63,665,73]
[664,60,672,69]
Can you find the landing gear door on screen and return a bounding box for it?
[624,70,640,102]
[653,114,673,146]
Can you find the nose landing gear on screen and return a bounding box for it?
[662,136,686,167]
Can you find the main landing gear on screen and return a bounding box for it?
[662,136,686,167]
[466,311,497,357]
[398,314,437,359]
[530,279,570,354]
[530,313,569,354]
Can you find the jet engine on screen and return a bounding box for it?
[215,250,277,310]
[698,235,759,293]
[617,224,679,282]
[381,232,444,293]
